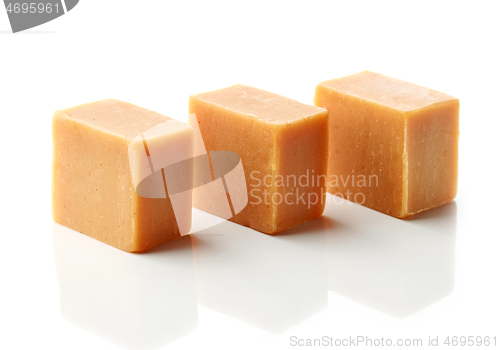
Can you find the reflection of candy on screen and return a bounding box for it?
[129,114,248,235]
[4,0,79,33]
[53,224,198,348]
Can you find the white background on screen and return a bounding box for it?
[1,1,499,349]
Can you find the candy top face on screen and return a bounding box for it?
[316,71,457,111]
[191,84,326,124]
[59,99,171,140]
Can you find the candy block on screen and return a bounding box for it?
[189,85,328,234]
[52,99,193,252]
[315,71,459,218]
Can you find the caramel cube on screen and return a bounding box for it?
[189,85,328,234]
[52,99,193,252]
[314,71,459,218]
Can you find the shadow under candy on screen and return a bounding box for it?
[53,223,198,349]
[324,198,457,318]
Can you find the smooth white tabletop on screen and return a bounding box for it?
[1,1,499,349]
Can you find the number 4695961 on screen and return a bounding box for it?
[6,2,60,14]
[444,336,497,347]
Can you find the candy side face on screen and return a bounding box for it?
[273,112,329,232]
[315,85,406,217]
[404,100,459,217]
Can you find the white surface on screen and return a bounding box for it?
[1,1,499,349]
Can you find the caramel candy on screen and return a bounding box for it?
[189,85,328,234]
[314,71,459,218]
[52,99,193,252]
